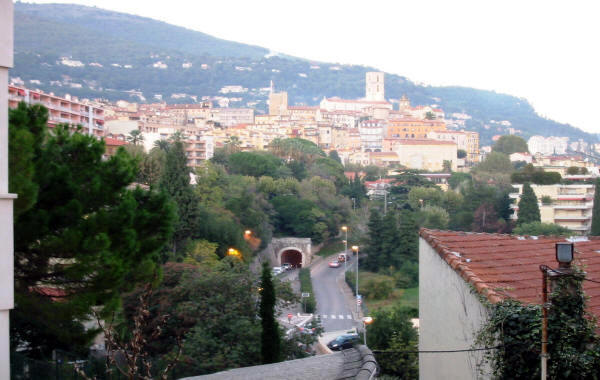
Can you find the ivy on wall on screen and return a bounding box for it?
[474,270,600,379]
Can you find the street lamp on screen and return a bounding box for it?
[341,226,348,271]
[362,316,373,345]
[244,230,252,237]
[352,245,359,313]
[227,248,241,258]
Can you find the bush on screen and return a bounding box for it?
[362,279,393,300]
[394,262,419,288]
[299,268,316,313]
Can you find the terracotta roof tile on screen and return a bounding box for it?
[420,229,600,324]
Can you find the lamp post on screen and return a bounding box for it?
[227,247,241,258]
[342,226,348,271]
[539,242,574,380]
[362,316,373,346]
[352,245,359,313]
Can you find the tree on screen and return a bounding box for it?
[328,149,342,164]
[457,149,467,159]
[492,135,528,155]
[159,139,199,257]
[260,262,281,364]
[442,160,452,173]
[127,129,144,146]
[471,152,514,185]
[416,205,449,229]
[472,203,500,232]
[517,183,540,225]
[425,111,436,120]
[364,208,384,271]
[591,178,600,235]
[227,151,283,178]
[9,104,174,358]
[512,222,570,236]
[511,164,561,185]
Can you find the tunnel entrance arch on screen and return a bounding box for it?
[280,249,303,268]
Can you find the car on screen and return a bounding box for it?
[271,267,284,275]
[327,334,360,351]
[328,260,340,268]
[282,263,293,271]
[338,253,351,262]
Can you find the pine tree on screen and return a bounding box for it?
[397,210,418,262]
[364,208,384,271]
[9,104,175,357]
[381,211,402,269]
[260,262,281,364]
[591,178,600,235]
[517,182,540,225]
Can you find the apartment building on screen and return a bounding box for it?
[510,183,595,234]
[427,129,480,163]
[359,119,385,152]
[184,135,214,167]
[528,135,568,155]
[386,117,446,139]
[8,85,105,136]
[384,138,457,171]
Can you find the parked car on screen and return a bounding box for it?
[338,253,351,262]
[327,334,360,351]
[272,266,284,275]
[282,263,293,271]
[328,260,340,268]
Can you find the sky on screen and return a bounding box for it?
[23,0,600,134]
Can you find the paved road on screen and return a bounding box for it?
[311,254,357,332]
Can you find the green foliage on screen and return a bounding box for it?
[511,164,562,184]
[457,149,467,159]
[517,183,541,225]
[592,178,600,236]
[260,262,281,364]
[471,152,514,185]
[227,151,283,178]
[159,140,199,258]
[541,195,553,205]
[476,272,600,379]
[416,205,449,229]
[567,166,588,175]
[10,104,174,358]
[368,306,419,378]
[299,268,317,313]
[328,150,342,163]
[492,135,529,154]
[362,279,393,300]
[512,222,570,236]
[448,172,472,190]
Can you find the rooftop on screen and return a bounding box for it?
[420,229,600,322]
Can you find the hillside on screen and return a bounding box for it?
[10,2,595,145]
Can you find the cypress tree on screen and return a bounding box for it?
[364,208,384,271]
[397,210,418,262]
[260,262,281,364]
[517,182,540,225]
[591,178,600,235]
[381,211,402,269]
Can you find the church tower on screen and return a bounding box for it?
[365,71,385,101]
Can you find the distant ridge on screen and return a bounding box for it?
[11,2,596,145]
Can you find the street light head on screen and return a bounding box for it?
[244,230,252,236]
[556,242,574,268]
[341,226,348,231]
[352,245,359,251]
[363,316,373,325]
[228,248,240,257]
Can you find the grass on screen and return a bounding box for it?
[315,239,345,257]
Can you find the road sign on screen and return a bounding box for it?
[287,313,293,322]
[301,292,310,298]
[357,298,362,305]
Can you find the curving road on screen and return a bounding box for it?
[311,255,357,332]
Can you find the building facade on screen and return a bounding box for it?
[510,183,595,234]
[9,85,105,136]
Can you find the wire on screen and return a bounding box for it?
[371,345,507,354]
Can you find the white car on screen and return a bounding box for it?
[271,266,284,275]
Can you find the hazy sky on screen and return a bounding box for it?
[23,0,600,134]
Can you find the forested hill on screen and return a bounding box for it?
[11,2,595,145]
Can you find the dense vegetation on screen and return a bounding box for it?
[13,3,597,146]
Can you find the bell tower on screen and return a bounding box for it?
[365,71,385,101]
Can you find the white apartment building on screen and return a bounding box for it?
[510,183,595,235]
[8,85,105,137]
[359,119,384,152]
[528,135,568,155]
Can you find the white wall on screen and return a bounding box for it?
[419,238,490,380]
[0,1,14,378]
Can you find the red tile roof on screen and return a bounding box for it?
[395,139,456,145]
[420,229,600,323]
[103,137,127,146]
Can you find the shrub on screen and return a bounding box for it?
[298,268,316,313]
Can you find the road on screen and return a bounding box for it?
[311,254,357,332]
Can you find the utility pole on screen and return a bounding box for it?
[540,265,549,380]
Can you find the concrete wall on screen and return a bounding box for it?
[419,238,489,380]
[0,1,14,378]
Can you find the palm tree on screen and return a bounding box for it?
[153,139,170,152]
[127,129,144,146]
